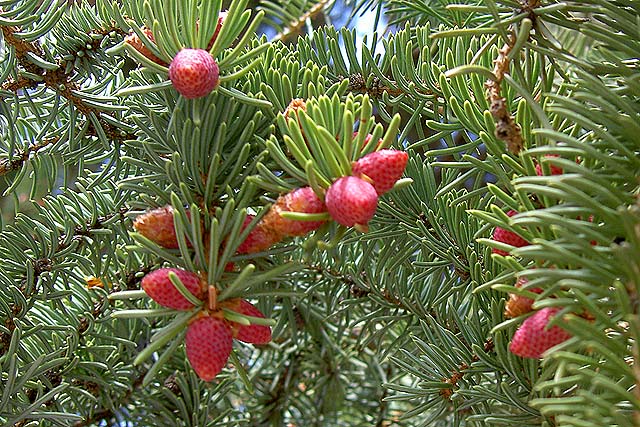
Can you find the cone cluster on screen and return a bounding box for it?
[490,155,585,359]
[324,149,407,231]
[140,267,271,381]
[130,110,411,379]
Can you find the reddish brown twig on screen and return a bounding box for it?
[486,34,524,155]
[439,339,495,401]
[0,25,134,176]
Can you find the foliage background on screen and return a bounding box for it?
[0,0,638,426]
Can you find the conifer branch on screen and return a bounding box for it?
[0,137,60,176]
[71,369,148,427]
[260,359,296,423]
[1,1,637,424]
[375,364,394,427]
[4,261,153,427]
[1,76,38,92]
[0,26,44,74]
[0,24,134,152]
[632,328,640,426]
[271,0,332,43]
[0,207,131,356]
[631,200,640,426]
[308,263,409,309]
[55,206,130,254]
[70,408,114,427]
[439,339,494,401]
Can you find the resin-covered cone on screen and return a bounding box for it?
[535,154,564,176]
[134,205,190,249]
[504,276,543,318]
[325,176,378,230]
[352,149,409,195]
[232,300,272,344]
[236,214,282,254]
[355,132,383,152]
[509,307,571,358]
[169,48,219,99]
[263,187,327,237]
[491,210,529,256]
[124,27,168,66]
[283,98,306,124]
[141,268,203,310]
[185,316,233,381]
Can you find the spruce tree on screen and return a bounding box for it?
[1,0,638,426]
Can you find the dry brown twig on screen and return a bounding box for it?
[486,33,524,155]
[484,0,542,155]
